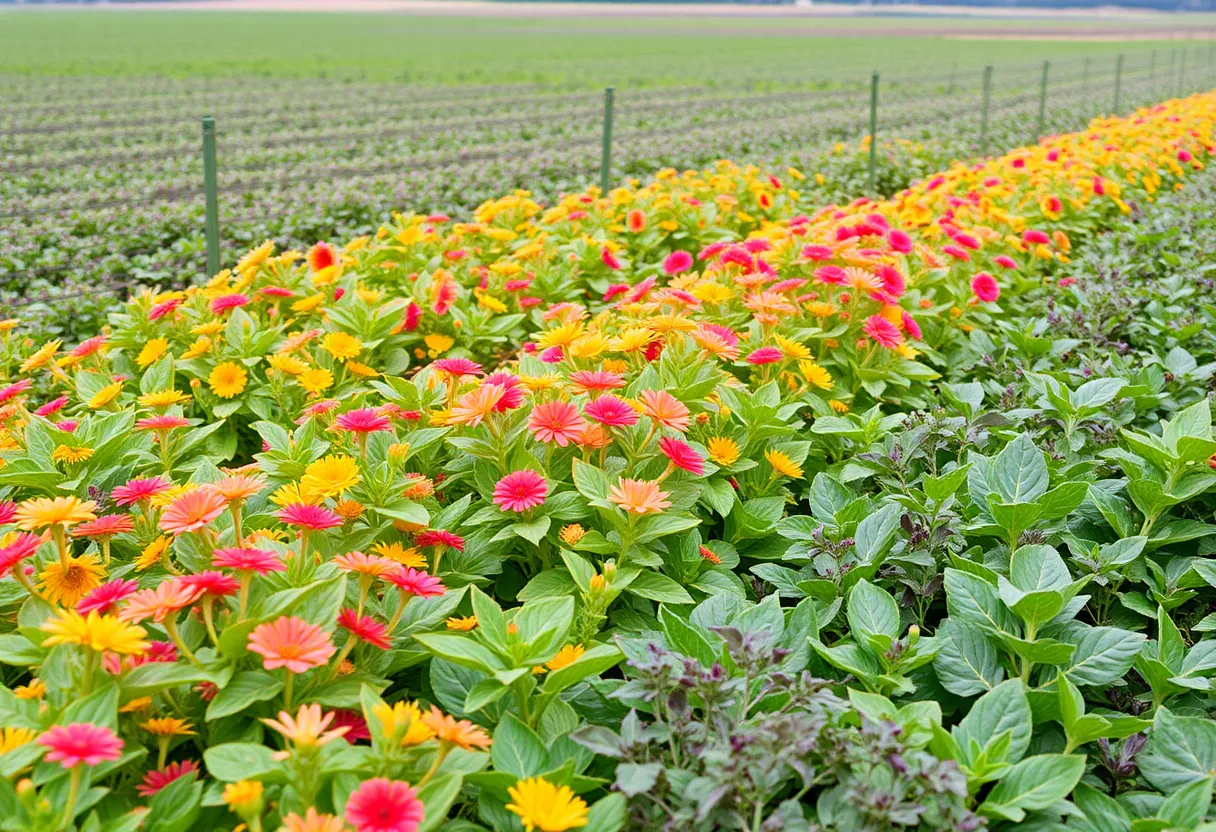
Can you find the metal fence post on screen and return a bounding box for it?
[600,87,615,195]
[1113,54,1123,113]
[868,71,879,196]
[201,116,220,278]
[1037,60,1049,138]
[980,65,992,157]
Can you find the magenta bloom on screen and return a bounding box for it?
[886,229,913,254]
[971,273,1000,303]
[77,579,139,615]
[942,245,970,262]
[484,373,525,412]
[901,312,923,341]
[584,394,639,428]
[111,476,172,507]
[878,265,906,297]
[601,248,622,270]
[414,530,464,552]
[209,294,250,315]
[993,255,1018,270]
[1178,148,1194,163]
[568,370,625,393]
[277,503,343,531]
[814,265,847,285]
[345,777,424,832]
[746,347,783,365]
[0,379,32,404]
[34,396,69,417]
[658,436,704,476]
[863,315,904,349]
[662,250,694,276]
[136,415,190,431]
[432,358,482,378]
[385,566,446,599]
[492,470,548,513]
[0,533,41,577]
[0,501,15,525]
[148,298,182,320]
[335,408,392,434]
[801,244,834,261]
[181,571,240,598]
[38,723,123,768]
[137,760,199,797]
[212,547,285,575]
[1023,229,1051,246]
[337,608,391,649]
[527,401,586,447]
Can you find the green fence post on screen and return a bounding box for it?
[980,65,992,157]
[868,71,879,196]
[1113,54,1123,113]
[599,87,614,195]
[1037,60,1049,138]
[201,115,220,278]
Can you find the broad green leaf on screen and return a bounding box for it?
[953,680,1032,767]
[979,754,1085,822]
[992,434,1049,504]
[846,580,899,642]
[933,618,1002,697]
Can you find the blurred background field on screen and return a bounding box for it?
[1,4,1214,337]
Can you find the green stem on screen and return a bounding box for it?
[387,591,413,633]
[282,669,294,711]
[60,766,82,830]
[416,742,452,789]
[201,598,219,647]
[162,615,202,668]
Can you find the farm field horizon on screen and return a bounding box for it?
[1,5,1216,831]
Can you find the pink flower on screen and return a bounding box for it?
[877,265,906,298]
[212,547,285,575]
[38,723,123,768]
[136,414,190,431]
[277,504,343,531]
[337,608,391,649]
[484,373,525,412]
[746,347,783,365]
[814,265,847,285]
[210,294,250,315]
[639,389,690,433]
[568,370,625,393]
[345,778,424,832]
[584,395,638,428]
[993,255,1018,270]
[0,379,31,404]
[385,567,446,599]
[901,312,923,341]
[942,245,970,262]
[34,396,69,417]
[111,477,172,507]
[1179,148,1194,163]
[77,579,139,615]
[539,346,564,363]
[662,250,694,275]
[159,489,227,535]
[414,530,463,552]
[863,315,904,349]
[247,616,336,673]
[886,229,913,254]
[801,244,834,261]
[431,358,482,378]
[527,401,586,447]
[658,437,704,476]
[0,533,42,577]
[181,571,240,597]
[1023,230,1051,246]
[402,302,421,331]
[971,273,1000,303]
[335,408,392,434]
[137,760,199,797]
[492,471,548,513]
[148,298,182,320]
[601,248,622,270]
[603,283,630,301]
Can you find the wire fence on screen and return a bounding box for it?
[2,44,1215,312]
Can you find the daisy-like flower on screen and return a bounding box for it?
[38,555,105,607]
[209,362,248,399]
[765,449,804,479]
[370,542,427,569]
[384,567,446,599]
[657,436,704,476]
[15,496,97,531]
[263,703,349,751]
[159,488,227,535]
[41,608,149,655]
[247,616,336,673]
[118,578,203,624]
[111,476,172,507]
[971,272,1001,303]
[298,368,335,395]
[344,778,424,832]
[0,728,35,755]
[34,395,69,417]
[431,357,482,378]
[281,809,349,832]
[88,382,124,409]
[38,723,123,768]
[335,408,391,434]
[180,570,240,598]
[210,293,250,315]
[527,401,586,447]
[71,514,135,540]
[333,551,398,578]
[492,471,548,513]
[308,242,339,273]
[211,474,265,504]
[141,717,195,737]
[373,700,435,747]
[639,389,690,433]
[446,615,478,631]
[51,445,94,464]
[136,338,170,368]
[0,532,44,577]
[223,780,264,815]
[449,384,505,428]
[337,608,390,649]
[413,530,464,552]
[862,315,904,349]
[137,759,199,797]
[546,644,585,672]
[607,478,671,515]
[76,579,139,615]
[301,455,361,500]
[212,547,284,575]
[277,503,343,531]
[506,777,589,832]
[583,394,638,428]
[567,370,624,394]
[321,332,363,362]
[422,705,493,751]
[745,347,783,365]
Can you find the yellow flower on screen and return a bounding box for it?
[292,293,325,314]
[766,449,803,479]
[798,360,833,390]
[506,777,589,832]
[371,700,435,747]
[773,334,811,360]
[88,382,124,409]
[558,524,585,546]
[120,696,153,714]
[370,542,427,569]
[446,615,478,631]
[37,554,105,607]
[222,780,264,813]
[141,717,195,736]
[0,728,35,755]
[51,445,94,464]
[209,362,248,399]
[190,320,225,337]
[301,454,360,499]
[321,332,362,362]
[138,389,190,409]
[423,333,454,355]
[270,481,316,508]
[268,353,309,375]
[297,368,334,395]
[706,437,740,467]
[15,496,97,531]
[830,399,850,414]
[546,644,585,672]
[236,239,275,275]
[41,609,149,655]
[345,360,379,378]
[136,535,172,571]
[20,340,61,374]
[136,338,169,368]
[180,337,212,360]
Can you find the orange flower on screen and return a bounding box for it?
[159,489,227,535]
[332,551,397,578]
[421,706,492,750]
[210,475,265,503]
[607,478,671,515]
[246,616,335,673]
[639,389,689,433]
[118,578,204,624]
[448,384,505,428]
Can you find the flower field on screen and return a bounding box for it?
[0,76,1212,831]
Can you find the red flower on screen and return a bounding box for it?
[584,394,638,428]
[335,408,392,434]
[331,709,371,742]
[492,471,548,513]
[181,571,240,598]
[308,242,338,272]
[77,579,139,615]
[0,533,43,577]
[136,415,190,431]
[137,760,199,797]
[601,248,622,270]
[971,273,1000,303]
[344,778,424,832]
[210,294,250,315]
[863,315,904,349]
[148,298,182,320]
[337,608,391,649]
[402,302,421,332]
[385,567,446,599]
[626,209,646,232]
[658,436,704,476]
[414,530,463,552]
[1023,229,1051,246]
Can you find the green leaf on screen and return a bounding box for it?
[491,714,550,779]
[853,503,901,563]
[979,754,1085,822]
[511,516,551,546]
[1158,773,1214,829]
[953,679,1032,767]
[1009,545,1072,592]
[205,671,283,720]
[614,762,662,798]
[1059,625,1146,686]
[992,434,1049,504]
[846,579,899,641]
[541,643,623,696]
[934,618,1002,697]
[412,632,503,674]
[203,743,287,783]
[583,793,627,832]
[944,568,1019,638]
[417,774,465,832]
[1071,783,1132,832]
[625,572,693,605]
[1140,706,1216,793]
[659,607,717,668]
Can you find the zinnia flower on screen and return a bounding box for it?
[421,706,492,750]
[414,530,463,552]
[971,272,1000,303]
[337,608,391,649]
[212,546,285,575]
[247,616,336,673]
[137,759,199,797]
[335,408,391,434]
[639,389,689,432]
[862,315,904,349]
[38,723,123,768]
[506,777,589,832]
[15,496,96,531]
[277,503,343,531]
[118,578,203,624]
[657,437,704,475]
[384,567,446,599]
[76,578,139,615]
[527,401,586,447]
[71,514,135,540]
[344,778,425,832]
[38,555,105,607]
[746,347,783,365]
[209,362,248,399]
[262,703,348,749]
[766,449,804,479]
[607,479,671,515]
[583,395,638,428]
[112,476,171,506]
[159,488,227,535]
[492,471,548,513]
[281,809,349,832]
[41,608,149,655]
[662,250,693,275]
[0,533,44,577]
